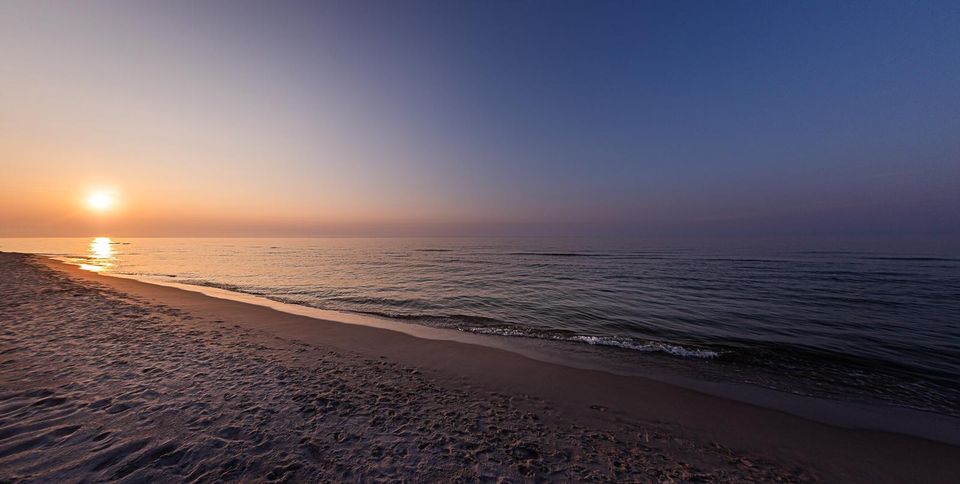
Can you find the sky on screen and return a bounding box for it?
[1,0,958,239]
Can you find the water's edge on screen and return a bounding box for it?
[71,260,960,446]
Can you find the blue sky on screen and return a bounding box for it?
[1,1,958,239]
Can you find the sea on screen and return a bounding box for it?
[3,237,958,417]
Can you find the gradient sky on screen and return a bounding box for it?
[1,1,958,238]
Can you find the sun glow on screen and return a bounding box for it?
[86,191,115,212]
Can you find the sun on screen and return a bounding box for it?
[86,191,115,212]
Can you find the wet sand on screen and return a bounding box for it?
[1,252,958,482]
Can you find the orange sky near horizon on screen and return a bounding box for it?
[0,3,518,237]
[0,100,509,237]
[0,136,545,237]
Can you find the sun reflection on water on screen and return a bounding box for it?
[79,237,115,272]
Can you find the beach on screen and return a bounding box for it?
[1,252,958,482]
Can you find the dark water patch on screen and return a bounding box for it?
[711,340,960,416]
[793,250,868,255]
[856,256,960,262]
[507,252,598,257]
[504,252,670,259]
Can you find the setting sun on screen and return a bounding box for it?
[86,191,115,212]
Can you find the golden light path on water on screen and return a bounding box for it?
[79,237,114,272]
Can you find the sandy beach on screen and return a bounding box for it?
[1,252,957,482]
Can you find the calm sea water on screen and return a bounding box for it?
[4,237,959,415]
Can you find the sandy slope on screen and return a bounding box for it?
[1,252,957,482]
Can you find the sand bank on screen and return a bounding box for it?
[1,252,957,481]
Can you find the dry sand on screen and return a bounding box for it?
[1,252,957,482]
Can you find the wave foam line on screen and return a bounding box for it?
[466,327,719,359]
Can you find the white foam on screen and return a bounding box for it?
[566,335,720,359]
[465,327,719,359]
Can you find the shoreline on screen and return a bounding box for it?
[60,256,960,446]
[3,252,959,481]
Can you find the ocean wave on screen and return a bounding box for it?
[172,279,256,295]
[504,252,677,259]
[567,335,720,358]
[120,271,179,279]
[507,252,597,257]
[465,327,719,359]
[150,276,721,360]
